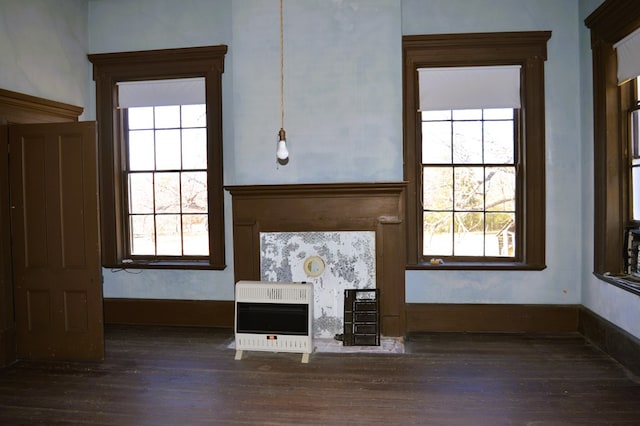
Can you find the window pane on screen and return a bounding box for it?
[422,110,451,121]
[156,214,182,255]
[183,214,209,255]
[422,121,451,164]
[128,130,155,171]
[454,167,484,211]
[485,167,516,211]
[633,166,640,220]
[485,213,515,257]
[483,108,513,120]
[128,173,154,214]
[130,215,155,255]
[124,102,211,260]
[128,107,154,129]
[453,212,484,256]
[452,109,482,120]
[421,108,520,260]
[155,129,181,170]
[484,120,514,164]
[423,211,452,256]
[632,109,640,158]
[423,167,453,210]
[182,128,207,169]
[154,105,180,129]
[182,172,208,213]
[182,104,206,127]
[453,121,482,163]
[154,172,180,213]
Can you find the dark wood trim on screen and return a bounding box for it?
[579,306,640,378]
[88,46,228,270]
[104,298,234,328]
[584,0,640,45]
[226,182,407,337]
[402,32,550,270]
[585,1,640,275]
[596,272,640,297]
[406,303,579,333]
[0,125,11,368]
[88,46,227,76]
[0,88,82,124]
[403,31,552,53]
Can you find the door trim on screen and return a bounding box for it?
[0,88,83,124]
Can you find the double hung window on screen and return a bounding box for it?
[123,95,209,258]
[403,32,550,270]
[89,46,227,269]
[421,107,517,258]
[586,0,640,289]
[419,65,519,259]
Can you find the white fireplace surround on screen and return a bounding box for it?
[260,231,376,339]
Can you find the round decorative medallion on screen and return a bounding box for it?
[303,256,325,277]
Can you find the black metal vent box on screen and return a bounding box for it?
[343,289,380,346]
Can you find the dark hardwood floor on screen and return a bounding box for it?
[0,325,639,425]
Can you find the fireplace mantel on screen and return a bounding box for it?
[226,182,407,337]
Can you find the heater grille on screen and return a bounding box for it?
[234,281,313,363]
[235,282,312,304]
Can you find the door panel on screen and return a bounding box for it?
[10,122,103,360]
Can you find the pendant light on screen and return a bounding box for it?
[276,0,289,164]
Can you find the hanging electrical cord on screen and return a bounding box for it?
[280,0,285,134]
[276,0,289,163]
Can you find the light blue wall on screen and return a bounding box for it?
[0,0,89,116]
[2,0,638,340]
[89,0,401,300]
[88,0,237,300]
[91,0,587,308]
[230,0,402,184]
[404,0,584,306]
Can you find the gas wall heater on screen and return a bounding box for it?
[234,281,313,363]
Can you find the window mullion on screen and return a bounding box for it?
[179,106,185,256]
[151,108,158,257]
[482,110,487,257]
[450,115,455,256]
[152,172,158,257]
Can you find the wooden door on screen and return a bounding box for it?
[9,122,103,360]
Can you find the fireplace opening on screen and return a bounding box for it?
[236,302,309,336]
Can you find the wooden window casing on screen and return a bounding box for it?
[585,1,640,281]
[403,32,550,270]
[88,46,227,270]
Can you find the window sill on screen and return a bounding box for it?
[595,273,640,297]
[105,260,227,271]
[406,261,547,271]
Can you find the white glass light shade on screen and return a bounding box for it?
[276,139,289,160]
[276,128,289,161]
